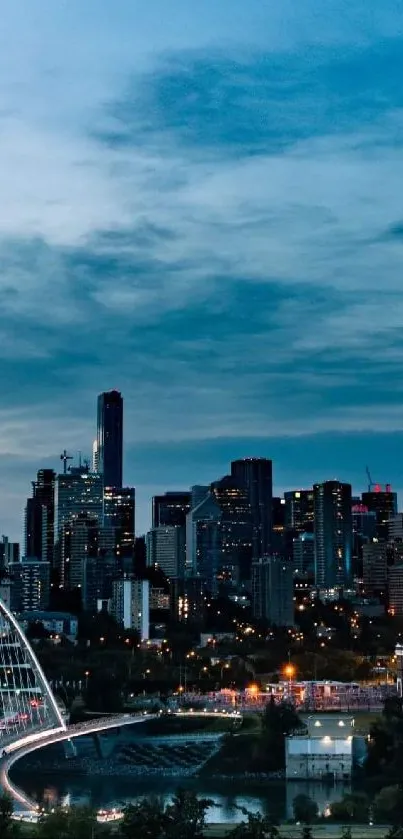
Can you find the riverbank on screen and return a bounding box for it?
[204,826,390,839]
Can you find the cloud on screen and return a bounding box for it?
[1,4,403,538]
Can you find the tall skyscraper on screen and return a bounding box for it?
[0,536,20,570]
[186,493,221,590]
[103,486,135,572]
[25,469,55,564]
[251,555,294,626]
[231,458,273,557]
[54,471,104,541]
[97,390,123,488]
[362,488,398,541]
[313,480,353,588]
[152,492,191,528]
[211,475,253,583]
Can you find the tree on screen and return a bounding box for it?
[293,795,318,825]
[36,805,100,839]
[0,794,17,838]
[165,789,212,838]
[119,798,166,839]
[228,811,278,839]
[373,786,402,825]
[329,793,370,823]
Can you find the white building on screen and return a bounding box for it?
[286,715,354,780]
[111,578,149,640]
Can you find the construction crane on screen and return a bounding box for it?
[60,450,73,474]
[365,466,374,493]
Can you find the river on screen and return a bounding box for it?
[11,771,351,824]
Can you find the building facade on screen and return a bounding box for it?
[286,715,354,780]
[284,489,315,533]
[251,555,294,626]
[361,489,398,541]
[146,525,186,578]
[8,559,50,612]
[97,390,123,488]
[314,481,352,588]
[231,458,273,558]
[152,492,191,528]
[111,578,149,639]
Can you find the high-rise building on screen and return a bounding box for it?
[231,458,273,557]
[362,489,398,541]
[388,563,403,616]
[25,469,55,564]
[284,490,315,533]
[9,558,50,612]
[146,526,186,578]
[313,481,353,588]
[211,475,253,584]
[388,514,403,542]
[191,486,209,509]
[362,542,388,597]
[54,471,104,541]
[152,492,191,528]
[97,390,123,488]
[0,536,20,570]
[111,578,149,639]
[103,486,135,571]
[92,440,99,473]
[293,532,315,575]
[186,493,221,590]
[251,555,294,626]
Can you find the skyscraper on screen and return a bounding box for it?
[152,492,191,528]
[97,390,123,488]
[103,486,135,572]
[284,489,315,533]
[211,475,253,583]
[361,488,398,541]
[313,481,353,588]
[54,471,104,540]
[231,458,273,557]
[25,469,55,564]
[146,526,186,578]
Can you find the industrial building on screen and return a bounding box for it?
[286,715,354,780]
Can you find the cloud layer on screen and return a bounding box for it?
[0,1,403,538]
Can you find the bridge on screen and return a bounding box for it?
[0,597,239,812]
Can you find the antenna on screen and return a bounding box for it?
[60,450,73,475]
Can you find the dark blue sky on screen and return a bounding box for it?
[0,1,402,539]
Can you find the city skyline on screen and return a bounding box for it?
[1,1,403,540]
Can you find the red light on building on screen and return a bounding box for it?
[374,484,381,493]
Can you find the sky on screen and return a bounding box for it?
[1,0,403,541]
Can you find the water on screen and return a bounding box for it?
[11,771,350,824]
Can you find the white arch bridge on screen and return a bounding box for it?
[0,598,238,811]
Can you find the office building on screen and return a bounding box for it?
[170,576,204,624]
[0,536,20,570]
[97,390,123,488]
[389,514,403,542]
[352,503,377,578]
[286,715,354,780]
[25,469,55,565]
[111,578,149,639]
[362,542,388,596]
[293,532,315,575]
[362,488,398,541]
[103,486,135,572]
[186,492,221,589]
[251,555,294,626]
[211,475,253,584]
[152,492,191,528]
[284,489,315,533]
[231,458,273,557]
[388,563,403,616]
[9,559,50,612]
[146,526,186,578]
[54,471,103,540]
[313,481,353,588]
[191,486,209,509]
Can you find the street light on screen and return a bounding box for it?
[284,663,295,694]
